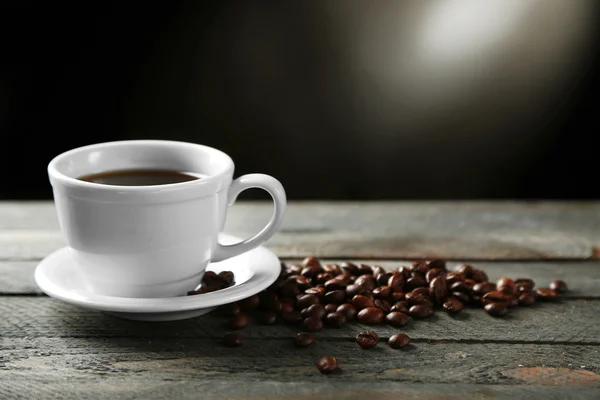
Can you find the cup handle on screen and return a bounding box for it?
[212,174,286,262]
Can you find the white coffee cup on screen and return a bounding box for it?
[47,140,286,298]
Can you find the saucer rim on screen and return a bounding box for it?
[34,234,280,314]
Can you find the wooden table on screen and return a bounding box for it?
[1,201,600,399]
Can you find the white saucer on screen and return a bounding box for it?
[34,234,281,322]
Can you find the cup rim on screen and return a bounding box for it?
[48,140,235,193]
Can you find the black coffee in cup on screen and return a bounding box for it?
[78,169,200,186]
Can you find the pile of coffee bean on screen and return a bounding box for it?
[189,257,568,374]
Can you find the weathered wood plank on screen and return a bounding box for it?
[1,338,599,389]
[1,201,600,260]
[3,259,598,297]
[1,297,598,343]
[1,380,598,400]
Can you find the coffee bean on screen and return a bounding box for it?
[288,264,303,274]
[374,299,391,313]
[472,282,496,296]
[373,286,392,299]
[352,294,375,310]
[405,292,426,306]
[496,277,518,297]
[426,268,445,284]
[357,307,385,324]
[325,312,347,328]
[218,271,235,285]
[260,292,282,312]
[484,302,507,317]
[303,316,324,332]
[302,256,321,268]
[346,284,365,298]
[323,264,342,275]
[294,333,315,347]
[451,291,470,304]
[302,304,326,320]
[482,290,507,306]
[454,264,474,279]
[550,280,568,294]
[536,288,559,300]
[279,302,294,314]
[356,330,379,349]
[259,311,278,325]
[429,276,448,306]
[203,271,218,282]
[341,262,359,275]
[450,281,470,293]
[388,273,405,291]
[397,266,412,278]
[279,281,300,297]
[386,311,410,327]
[218,302,240,316]
[317,356,338,374]
[337,303,358,320]
[515,278,535,291]
[428,259,447,271]
[411,287,431,297]
[409,304,433,319]
[315,273,334,285]
[371,266,386,277]
[358,264,374,275]
[324,279,347,291]
[406,276,427,291]
[506,296,519,308]
[445,272,465,285]
[388,333,410,349]
[390,301,409,314]
[443,298,464,313]
[390,292,406,302]
[324,303,338,313]
[324,290,346,304]
[223,333,243,347]
[294,275,312,291]
[282,310,303,324]
[376,272,392,286]
[354,275,377,291]
[296,294,320,309]
[305,286,326,297]
[471,269,488,283]
[518,291,536,306]
[301,266,318,279]
[231,314,248,330]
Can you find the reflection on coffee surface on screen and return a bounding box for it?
[78,169,200,186]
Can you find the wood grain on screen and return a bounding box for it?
[1,297,598,343]
[1,201,600,260]
[3,259,599,297]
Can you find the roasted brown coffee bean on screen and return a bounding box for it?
[373,286,392,299]
[337,303,357,320]
[472,282,496,296]
[429,276,448,305]
[506,296,519,308]
[454,264,474,279]
[470,294,482,305]
[315,273,334,285]
[482,290,507,306]
[341,261,360,275]
[296,294,320,309]
[231,313,249,330]
[305,286,325,297]
[352,294,375,310]
[386,311,410,327]
[390,292,406,302]
[302,304,326,320]
[484,302,507,317]
[317,356,338,374]
[358,264,374,275]
[325,312,347,328]
[405,276,427,291]
[388,273,405,290]
[452,291,470,304]
[550,280,568,294]
[536,288,559,300]
[346,284,365,298]
[288,264,303,274]
[281,310,303,324]
[397,266,412,278]
[411,287,431,297]
[515,278,535,291]
[301,267,318,278]
[443,298,464,313]
[356,330,379,349]
[450,281,470,293]
[218,302,241,316]
[302,256,321,268]
[323,264,342,275]
[294,275,312,291]
[324,303,338,313]
[203,271,218,282]
[280,296,295,305]
[324,290,346,304]
[426,268,445,284]
[279,281,300,297]
[334,271,352,282]
[410,261,429,275]
[388,333,410,349]
[428,259,447,271]
[357,307,385,324]
[497,277,518,297]
[279,302,295,314]
[405,292,426,306]
[390,301,409,314]
[303,316,323,332]
[294,333,315,347]
[223,333,243,347]
[376,272,392,286]
[371,266,385,277]
[354,275,377,291]
[409,304,433,319]
[445,272,465,285]
[471,269,488,283]
[518,291,536,306]
[374,299,391,313]
[259,311,278,325]
[324,279,347,291]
